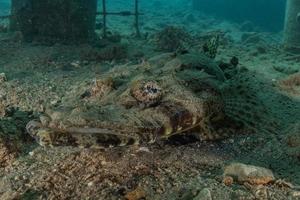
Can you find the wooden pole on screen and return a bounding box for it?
[135,0,141,38]
[102,0,107,38]
[9,0,98,42]
[284,0,300,53]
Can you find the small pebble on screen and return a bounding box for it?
[71,61,81,68]
[137,147,152,153]
[292,191,300,197]
[87,181,94,187]
[194,188,212,200]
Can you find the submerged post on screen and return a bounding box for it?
[102,0,107,38]
[9,0,27,31]
[134,0,141,38]
[284,0,300,53]
[10,0,98,43]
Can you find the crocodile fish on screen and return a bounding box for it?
[26,52,277,148]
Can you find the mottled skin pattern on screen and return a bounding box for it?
[26,52,237,148]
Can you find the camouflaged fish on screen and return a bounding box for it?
[26,52,277,148]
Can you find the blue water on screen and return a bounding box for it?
[0,0,10,15]
[193,0,286,31]
[0,0,287,32]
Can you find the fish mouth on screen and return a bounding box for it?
[65,127,139,148]
[26,120,141,148]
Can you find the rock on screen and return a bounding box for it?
[223,163,275,185]
[124,187,146,200]
[194,188,212,200]
[0,73,7,83]
[70,61,81,68]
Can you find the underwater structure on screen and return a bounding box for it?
[10,0,97,42]
[9,0,142,42]
[284,0,300,53]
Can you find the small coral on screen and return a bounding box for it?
[131,80,163,107]
[155,26,192,52]
[278,73,300,97]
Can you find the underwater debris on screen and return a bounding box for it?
[155,26,192,52]
[130,80,163,107]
